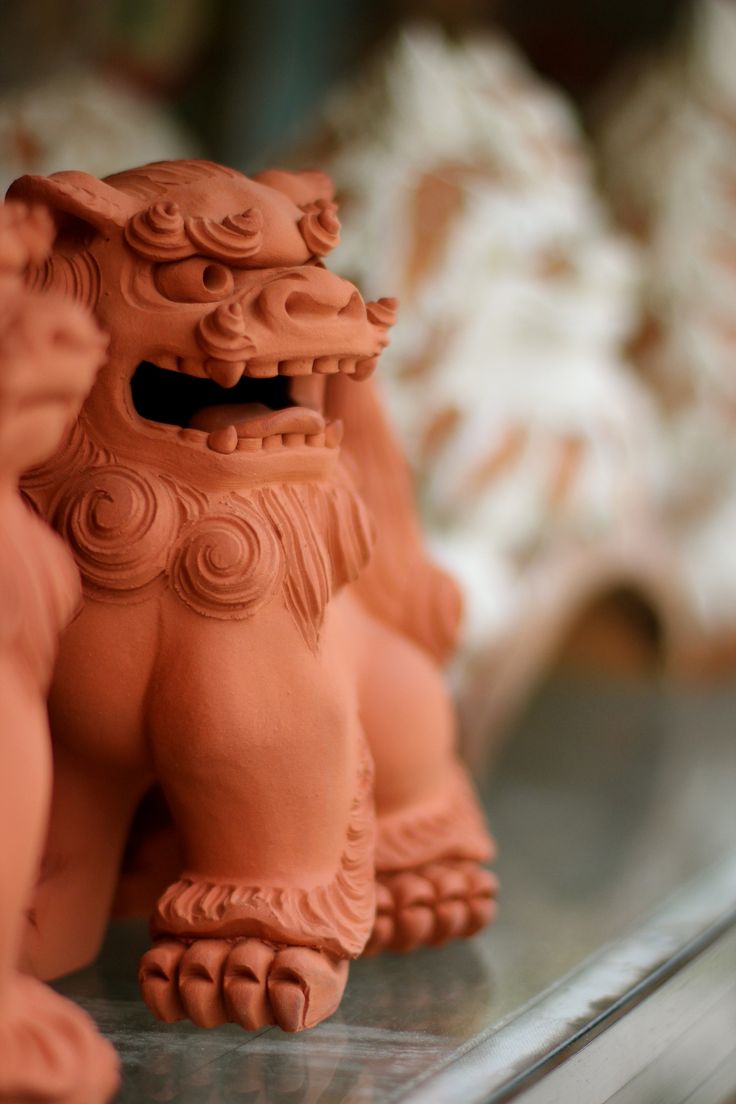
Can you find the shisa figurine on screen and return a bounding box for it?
[598,0,736,672]
[319,26,684,750]
[9,158,496,1033]
[0,203,116,1099]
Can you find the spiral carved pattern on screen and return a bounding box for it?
[169,506,283,619]
[126,202,265,265]
[196,301,255,360]
[298,200,341,256]
[366,297,398,328]
[186,209,264,262]
[125,202,191,261]
[52,466,175,594]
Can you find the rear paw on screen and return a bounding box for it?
[139,937,348,1032]
[365,860,498,955]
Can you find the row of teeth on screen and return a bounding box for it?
[154,353,377,387]
[177,420,344,455]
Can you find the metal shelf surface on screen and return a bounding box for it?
[54,678,736,1103]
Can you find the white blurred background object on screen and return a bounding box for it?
[0,70,194,195]
[599,0,736,659]
[320,26,686,747]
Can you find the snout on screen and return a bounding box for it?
[255,266,367,329]
[212,265,397,374]
[181,266,397,384]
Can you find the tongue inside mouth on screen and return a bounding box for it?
[189,402,327,438]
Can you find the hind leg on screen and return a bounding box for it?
[22,599,159,980]
[353,599,497,954]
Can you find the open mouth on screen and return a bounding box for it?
[130,359,351,454]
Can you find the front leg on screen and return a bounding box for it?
[139,598,374,1033]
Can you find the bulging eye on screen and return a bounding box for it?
[154,257,235,303]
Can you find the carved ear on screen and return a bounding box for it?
[6,171,136,233]
[254,169,336,208]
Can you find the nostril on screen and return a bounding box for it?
[202,264,229,293]
[284,290,339,320]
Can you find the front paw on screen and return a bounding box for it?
[139,937,348,1033]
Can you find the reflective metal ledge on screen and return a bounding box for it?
[404,859,736,1103]
[55,679,736,1103]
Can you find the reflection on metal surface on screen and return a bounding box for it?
[402,861,736,1103]
[513,924,736,1104]
[55,680,736,1102]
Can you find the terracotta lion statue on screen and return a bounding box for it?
[0,201,118,1101]
[9,159,496,1033]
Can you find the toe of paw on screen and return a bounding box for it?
[139,939,184,982]
[223,975,274,1030]
[432,900,468,944]
[139,941,186,1022]
[388,872,435,910]
[466,896,498,935]
[223,939,276,1029]
[267,975,308,1032]
[375,881,394,913]
[467,867,499,899]
[391,904,435,952]
[364,913,395,955]
[177,940,231,1028]
[269,949,348,1032]
[422,863,468,900]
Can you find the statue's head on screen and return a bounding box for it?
[8,160,395,489]
[0,201,106,479]
[8,163,393,635]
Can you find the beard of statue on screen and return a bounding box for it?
[21,416,375,651]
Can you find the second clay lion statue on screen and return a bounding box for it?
[0,201,117,1101]
[9,159,496,1033]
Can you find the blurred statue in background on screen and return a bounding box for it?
[10,158,496,1034]
[0,202,116,1101]
[598,0,736,675]
[0,0,196,196]
[0,70,194,197]
[317,26,686,757]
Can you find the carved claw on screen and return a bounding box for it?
[268,946,348,1032]
[223,938,274,1028]
[364,861,498,955]
[139,937,349,1032]
[139,939,187,1022]
[178,939,231,1028]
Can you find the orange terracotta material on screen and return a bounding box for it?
[9,160,496,1034]
[0,202,117,1101]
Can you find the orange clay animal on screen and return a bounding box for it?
[10,160,496,1033]
[0,199,117,1101]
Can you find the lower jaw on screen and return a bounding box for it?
[182,418,343,456]
[83,411,344,494]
